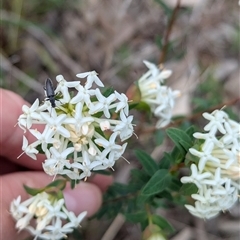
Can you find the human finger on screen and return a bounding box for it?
[1,171,104,239]
[88,173,113,192]
[0,89,44,169]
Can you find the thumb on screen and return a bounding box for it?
[1,171,102,239]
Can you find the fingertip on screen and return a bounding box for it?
[89,174,113,192]
[0,171,53,240]
[0,89,44,169]
[64,182,102,217]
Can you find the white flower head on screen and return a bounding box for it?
[181,109,240,219]
[17,71,134,180]
[138,61,180,128]
[10,192,87,239]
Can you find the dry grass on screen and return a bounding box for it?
[1,0,239,239]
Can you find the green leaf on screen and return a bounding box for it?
[23,179,66,196]
[45,179,66,191]
[168,177,182,191]
[137,194,151,205]
[179,183,198,196]
[154,129,165,145]
[158,155,171,169]
[170,147,185,164]
[184,148,200,166]
[154,0,172,17]
[129,102,139,110]
[135,150,158,176]
[130,169,150,184]
[185,126,196,140]
[68,178,80,189]
[102,87,114,97]
[112,182,141,195]
[24,185,44,196]
[136,101,152,113]
[141,170,171,196]
[125,212,147,223]
[156,190,173,201]
[166,128,193,152]
[152,215,175,233]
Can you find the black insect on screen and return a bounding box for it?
[44,78,56,108]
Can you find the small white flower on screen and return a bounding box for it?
[113,110,134,141]
[202,110,228,135]
[114,91,129,115]
[89,89,116,118]
[185,202,220,219]
[71,151,102,180]
[181,164,212,189]
[76,71,104,88]
[189,146,219,172]
[100,120,111,131]
[62,209,87,228]
[40,217,70,239]
[142,60,160,78]
[95,131,121,152]
[18,136,39,160]
[42,147,74,176]
[55,75,80,103]
[18,99,43,131]
[40,110,72,139]
[70,84,91,105]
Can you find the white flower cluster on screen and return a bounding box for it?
[138,61,180,128]
[181,109,240,219]
[18,71,134,180]
[10,192,87,240]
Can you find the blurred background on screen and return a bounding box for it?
[1,0,239,239]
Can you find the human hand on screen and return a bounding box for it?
[0,89,112,239]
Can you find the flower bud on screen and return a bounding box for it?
[142,224,166,240]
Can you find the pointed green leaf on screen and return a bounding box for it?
[113,182,141,194]
[161,152,173,167]
[44,179,66,191]
[23,185,45,196]
[167,147,185,164]
[166,128,193,152]
[185,126,196,140]
[142,170,171,196]
[180,183,198,196]
[135,150,158,176]
[152,215,175,233]
[137,194,151,205]
[102,87,114,97]
[24,179,66,197]
[130,169,149,183]
[168,177,182,192]
[154,129,165,145]
[125,212,148,223]
[154,0,172,17]
[157,190,173,201]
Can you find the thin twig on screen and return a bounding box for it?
[141,97,240,135]
[101,214,125,240]
[159,0,181,64]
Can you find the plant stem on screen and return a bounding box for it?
[159,0,181,64]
